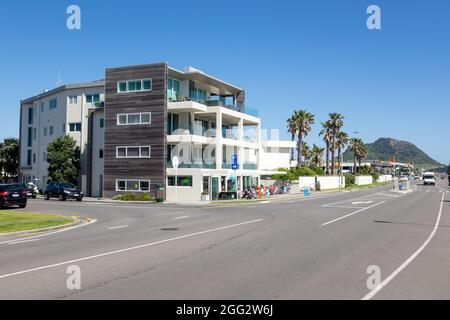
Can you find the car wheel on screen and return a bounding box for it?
[59,194,66,201]
[44,193,50,200]
[76,199,82,202]
[19,205,26,209]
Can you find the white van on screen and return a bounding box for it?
[423,172,436,185]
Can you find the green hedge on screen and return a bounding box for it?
[112,193,155,202]
[344,173,356,187]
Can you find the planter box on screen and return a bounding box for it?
[201,194,210,202]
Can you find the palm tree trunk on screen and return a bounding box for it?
[290,134,295,161]
[297,133,303,167]
[354,156,357,174]
[325,144,330,175]
[338,147,342,175]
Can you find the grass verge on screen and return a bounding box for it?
[0,211,74,234]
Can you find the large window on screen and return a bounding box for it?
[116,180,151,192]
[117,113,151,126]
[86,94,100,104]
[49,99,57,110]
[69,123,82,132]
[27,128,33,147]
[117,79,152,93]
[168,176,193,187]
[191,88,207,103]
[167,78,180,102]
[116,146,151,158]
[28,108,33,125]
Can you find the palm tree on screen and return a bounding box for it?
[357,143,368,168]
[336,131,349,175]
[349,138,367,173]
[320,122,333,175]
[310,144,325,168]
[287,114,298,162]
[327,113,344,175]
[301,141,311,165]
[294,110,315,167]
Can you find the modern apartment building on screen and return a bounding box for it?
[19,63,295,201]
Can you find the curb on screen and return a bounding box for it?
[0,216,89,238]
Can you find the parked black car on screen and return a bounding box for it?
[44,182,83,202]
[0,184,28,209]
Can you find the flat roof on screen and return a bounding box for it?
[168,67,243,95]
[21,80,105,104]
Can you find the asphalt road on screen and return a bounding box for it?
[0,178,449,300]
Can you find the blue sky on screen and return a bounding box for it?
[1,0,449,163]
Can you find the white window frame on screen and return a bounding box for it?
[86,94,101,104]
[117,113,151,126]
[117,79,153,93]
[116,146,152,159]
[68,96,78,104]
[49,98,57,110]
[115,180,151,192]
[69,123,82,132]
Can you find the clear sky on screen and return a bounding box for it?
[1,0,449,164]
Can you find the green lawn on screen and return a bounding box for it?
[0,211,74,234]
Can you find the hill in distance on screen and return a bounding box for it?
[343,138,444,169]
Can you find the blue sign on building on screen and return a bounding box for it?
[231,154,238,170]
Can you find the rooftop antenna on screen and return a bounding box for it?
[56,70,63,87]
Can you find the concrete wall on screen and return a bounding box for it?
[260,147,292,171]
[355,176,373,185]
[377,175,393,183]
[298,176,345,191]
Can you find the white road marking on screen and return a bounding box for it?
[323,205,366,209]
[0,219,97,246]
[8,239,41,245]
[362,192,446,300]
[352,201,374,205]
[0,219,264,280]
[376,193,399,198]
[108,225,128,230]
[322,201,386,226]
[173,216,190,220]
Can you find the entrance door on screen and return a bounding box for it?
[212,177,219,201]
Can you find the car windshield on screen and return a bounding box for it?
[61,183,76,189]
[423,176,434,179]
[0,184,23,191]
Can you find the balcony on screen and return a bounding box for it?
[167,161,216,170]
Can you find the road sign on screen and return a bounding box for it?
[231,154,238,170]
[172,156,180,169]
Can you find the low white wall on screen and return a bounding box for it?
[318,176,345,190]
[298,177,316,190]
[298,176,345,191]
[377,175,393,183]
[355,176,373,185]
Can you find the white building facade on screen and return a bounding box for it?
[19,63,294,201]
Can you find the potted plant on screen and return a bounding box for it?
[201,192,210,202]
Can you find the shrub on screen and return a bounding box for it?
[293,167,317,177]
[345,173,356,187]
[358,165,372,175]
[371,172,380,182]
[309,166,324,176]
[112,193,155,202]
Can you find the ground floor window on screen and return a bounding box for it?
[116,180,151,192]
[168,176,193,187]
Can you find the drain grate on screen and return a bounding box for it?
[160,228,180,231]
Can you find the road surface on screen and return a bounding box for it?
[0,178,449,300]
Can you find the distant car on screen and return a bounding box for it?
[0,184,28,209]
[423,172,436,186]
[25,183,38,199]
[413,176,421,181]
[44,182,83,202]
